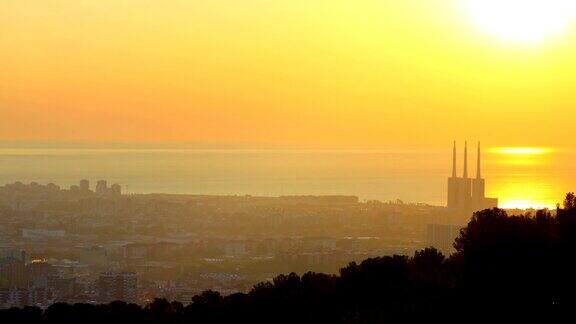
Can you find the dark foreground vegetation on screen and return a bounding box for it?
[5,194,576,323]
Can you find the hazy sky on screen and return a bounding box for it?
[2,0,576,148]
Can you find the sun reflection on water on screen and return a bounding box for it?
[487,146,560,209]
[491,147,552,155]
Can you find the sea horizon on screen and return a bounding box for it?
[0,144,569,209]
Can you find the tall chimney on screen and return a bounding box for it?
[476,141,481,179]
[452,141,457,178]
[463,141,468,179]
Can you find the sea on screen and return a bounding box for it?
[0,146,572,209]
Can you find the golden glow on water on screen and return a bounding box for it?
[491,147,551,155]
[500,201,555,210]
[487,146,560,209]
[495,187,558,210]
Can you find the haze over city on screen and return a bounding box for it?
[2,0,576,321]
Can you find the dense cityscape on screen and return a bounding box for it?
[0,178,450,308]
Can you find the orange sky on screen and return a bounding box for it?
[2,0,576,148]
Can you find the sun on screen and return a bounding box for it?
[464,0,576,43]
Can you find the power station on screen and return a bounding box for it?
[447,141,498,211]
